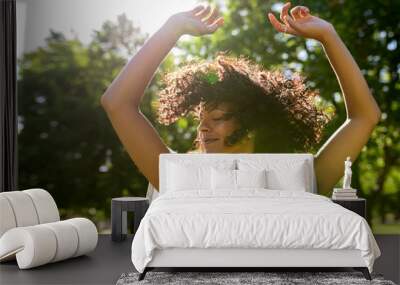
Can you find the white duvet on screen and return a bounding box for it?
[131,189,381,273]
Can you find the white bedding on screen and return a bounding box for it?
[131,189,381,273]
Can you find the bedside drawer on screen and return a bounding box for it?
[331,198,366,219]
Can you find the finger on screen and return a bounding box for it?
[284,15,303,34]
[300,6,310,17]
[296,6,310,18]
[189,5,205,15]
[204,7,219,25]
[280,2,291,24]
[207,17,224,33]
[290,6,302,20]
[300,6,310,16]
[195,5,211,19]
[268,13,287,32]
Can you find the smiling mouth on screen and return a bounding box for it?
[203,139,219,144]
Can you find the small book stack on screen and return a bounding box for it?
[332,188,358,200]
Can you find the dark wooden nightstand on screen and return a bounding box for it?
[331,197,366,219]
[111,197,149,242]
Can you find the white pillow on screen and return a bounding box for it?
[165,159,236,193]
[211,168,268,190]
[211,168,236,190]
[267,162,307,191]
[237,169,267,188]
[237,159,309,191]
[167,162,211,191]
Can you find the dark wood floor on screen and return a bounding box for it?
[0,234,399,285]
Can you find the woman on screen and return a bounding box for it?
[101,3,381,197]
[157,53,330,155]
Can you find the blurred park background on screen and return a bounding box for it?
[16,0,399,234]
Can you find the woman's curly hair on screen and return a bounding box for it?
[156,52,333,153]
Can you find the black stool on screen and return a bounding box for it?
[111,197,149,242]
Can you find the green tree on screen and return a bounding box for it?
[178,0,399,228]
[17,14,153,230]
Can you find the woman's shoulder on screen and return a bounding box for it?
[167,146,177,153]
[167,146,201,154]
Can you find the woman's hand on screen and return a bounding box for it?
[267,2,335,42]
[169,5,224,37]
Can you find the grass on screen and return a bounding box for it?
[372,222,400,235]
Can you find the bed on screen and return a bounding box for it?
[131,153,381,281]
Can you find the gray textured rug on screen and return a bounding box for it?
[116,271,396,285]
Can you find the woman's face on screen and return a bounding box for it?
[195,102,254,153]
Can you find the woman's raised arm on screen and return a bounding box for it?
[268,2,381,195]
[101,5,224,190]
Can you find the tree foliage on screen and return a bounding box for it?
[178,0,399,226]
[17,15,149,227]
[17,1,400,231]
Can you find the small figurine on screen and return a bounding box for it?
[342,156,352,189]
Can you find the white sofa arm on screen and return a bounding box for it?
[0,218,98,269]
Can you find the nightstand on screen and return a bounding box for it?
[111,197,149,242]
[331,197,366,219]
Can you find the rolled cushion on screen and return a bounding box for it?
[0,225,57,268]
[0,189,60,239]
[41,221,79,262]
[0,191,39,227]
[23,188,60,224]
[65,218,98,257]
[0,218,98,269]
[0,196,17,237]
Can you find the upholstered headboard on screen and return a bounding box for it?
[159,153,318,194]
